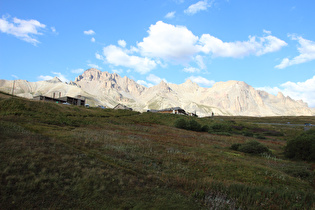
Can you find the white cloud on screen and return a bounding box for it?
[184,0,213,15]
[275,58,290,69]
[87,64,102,69]
[0,15,46,45]
[136,74,167,87]
[256,86,281,96]
[128,46,139,53]
[137,21,286,64]
[280,76,315,107]
[91,37,95,42]
[165,11,176,19]
[256,35,288,55]
[83,29,95,35]
[38,75,53,81]
[194,55,206,69]
[146,74,167,84]
[50,27,58,34]
[51,72,69,83]
[103,45,157,74]
[257,75,315,107]
[137,80,153,87]
[275,35,315,69]
[38,72,69,83]
[199,33,287,58]
[71,68,85,74]
[98,22,286,75]
[187,76,215,87]
[112,69,123,74]
[118,39,126,48]
[138,21,199,62]
[183,67,200,73]
[95,53,103,60]
[11,74,19,79]
[263,29,271,35]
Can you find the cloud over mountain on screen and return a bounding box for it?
[258,75,315,107]
[138,21,200,62]
[102,45,157,74]
[276,35,315,69]
[99,21,287,75]
[199,33,287,58]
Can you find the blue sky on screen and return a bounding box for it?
[1,0,315,107]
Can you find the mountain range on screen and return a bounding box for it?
[0,68,313,117]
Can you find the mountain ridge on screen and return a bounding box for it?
[0,68,313,117]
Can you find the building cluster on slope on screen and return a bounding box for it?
[147,107,198,117]
[33,95,197,117]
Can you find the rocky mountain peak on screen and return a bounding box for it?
[182,79,200,89]
[183,79,196,86]
[277,92,285,99]
[47,77,62,83]
[85,68,102,73]
[157,80,171,90]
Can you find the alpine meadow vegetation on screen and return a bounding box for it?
[0,92,314,209]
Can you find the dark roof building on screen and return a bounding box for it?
[33,95,85,106]
[113,103,133,111]
[33,95,66,104]
[147,107,187,115]
[58,96,85,106]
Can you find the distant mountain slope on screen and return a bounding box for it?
[0,68,313,116]
[0,76,103,106]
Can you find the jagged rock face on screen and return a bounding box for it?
[0,68,314,116]
[73,68,148,106]
[75,68,146,96]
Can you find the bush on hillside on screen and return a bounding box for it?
[174,118,188,129]
[285,129,315,161]
[201,125,210,132]
[188,120,202,132]
[231,140,271,155]
[209,123,232,132]
[230,143,242,151]
[174,118,202,132]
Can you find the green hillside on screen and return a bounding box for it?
[0,92,314,209]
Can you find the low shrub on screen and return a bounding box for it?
[174,118,188,129]
[201,125,210,132]
[285,129,315,161]
[188,120,202,132]
[230,143,242,151]
[231,140,271,155]
[210,123,232,132]
[283,167,313,179]
[174,119,202,132]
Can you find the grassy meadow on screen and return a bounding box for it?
[0,92,314,209]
